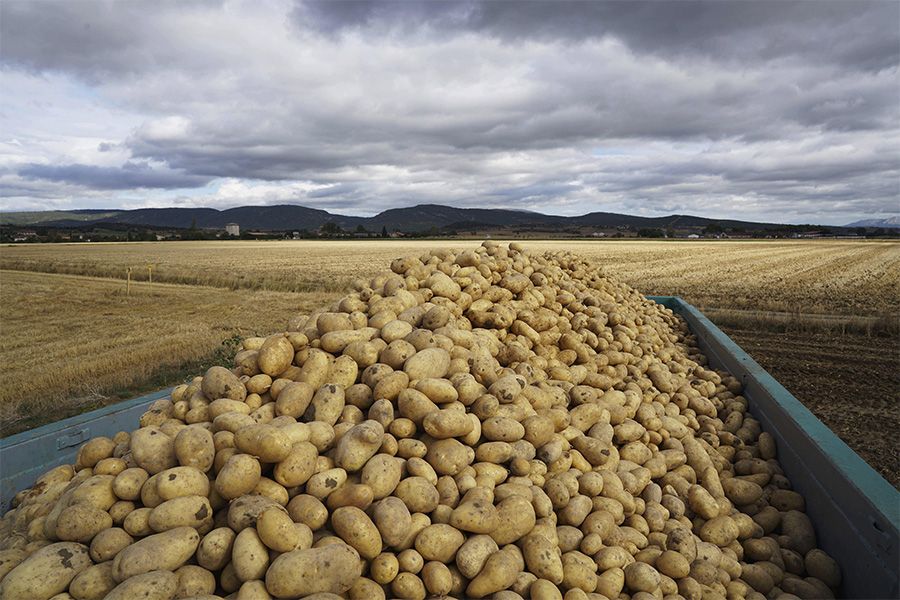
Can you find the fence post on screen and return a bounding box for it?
[126,267,132,296]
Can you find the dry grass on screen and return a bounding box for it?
[2,239,898,316]
[0,270,330,435]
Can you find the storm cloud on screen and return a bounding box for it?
[1,0,897,224]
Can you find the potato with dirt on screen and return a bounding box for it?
[265,543,362,598]
[0,542,92,600]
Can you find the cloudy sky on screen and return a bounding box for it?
[1,0,898,224]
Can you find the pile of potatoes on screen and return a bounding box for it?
[0,242,842,600]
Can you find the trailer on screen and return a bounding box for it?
[1,297,897,598]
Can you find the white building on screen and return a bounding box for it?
[225,223,240,236]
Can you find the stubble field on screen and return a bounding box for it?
[1,239,898,484]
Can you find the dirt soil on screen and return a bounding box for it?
[722,328,900,489]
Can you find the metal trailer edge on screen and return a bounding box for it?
[0,296,897,597]
[1,388,172,513]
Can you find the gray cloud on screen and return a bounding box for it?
[0,0,897,224]
[297,0,900,70]
[18,162,212,190]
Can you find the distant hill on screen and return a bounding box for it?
[845,217,900,228]
[1,203,832,233]
[0,209,121,226]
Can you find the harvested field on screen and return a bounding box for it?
[1,239,898,485]
[2,240,898,316]
[0,270,329,436]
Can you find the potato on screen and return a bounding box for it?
[323,329,379,355]
[334,420,385,471]
[275,382,315,418]
[331,506,382,559]
[656,549,691,579]
[424,438,471,476]
[287,494,329,530]
[423,409,473,439]
[449,488,500,534]
[265,543,362,598]
[308,384,346,426]
[327,354,359,388]
[202,366,247,401]
[522,533,564,584]
[174,426,216,472]
[805,548,841,588]
[272,441,318,487]
[722,477,764,506]
[198,527,237,571]
[69,561,116,600]
[369,552,399,585]
[215,454,262,499]
[122,507,154,537]
[258,335,295,376]
[391,572,426,599]
[75,437,116,469]
[130,427,177,475]
[232,527,269,582]
[306,468,348,500]
[227,494,284,531]
[104,570,178,600]
[55,503,113,543]
[257,506,302,552]
[394,477,440,513]
[422,561,453,596]
[414,524,465,562]
[687,484,719,520]
[490,495,536,545]
[148,495,213,531]
[0,542,92,600]
[364,497,409,549]
[699,515,740,546]
[397,548,424,574]
[404,347,451,380]
[466,545,523,598]
[0,549,27,581]
[234,580,270,600]
[235,424,292,462]
[111,526,201,582]
[328,481,374,510]
[530,579,563,600]
[624,561,662,593]
[156,466,210,499]
[416,378,459,404]
[456,535,499,579]
[382,319,414,343]
[175,565,217,598]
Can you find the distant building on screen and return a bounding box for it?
[13,231,36,242]
[225,223,240,236]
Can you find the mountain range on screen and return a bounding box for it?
[845,217,900,229]
[0,204,821,233]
